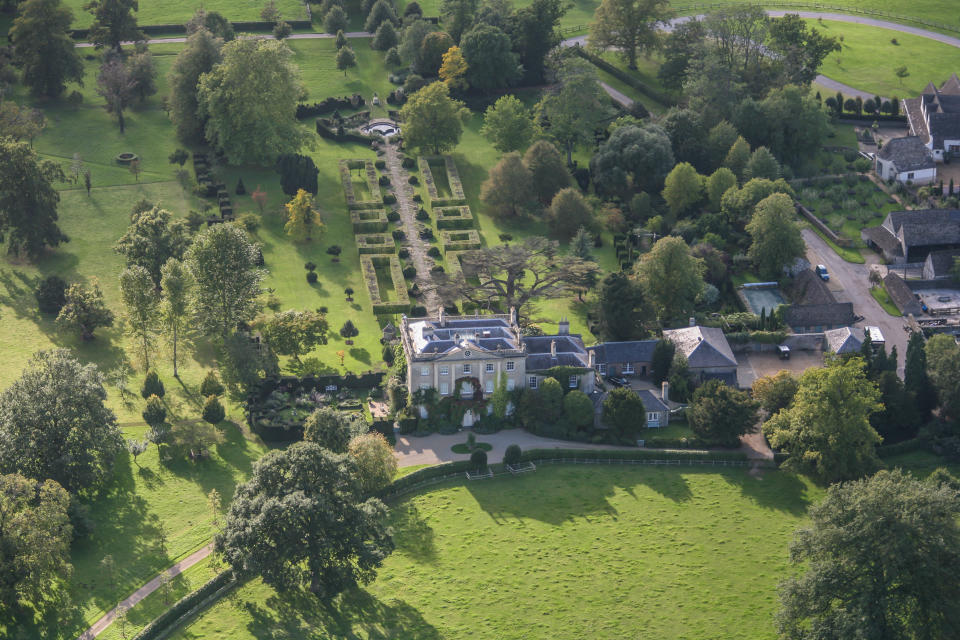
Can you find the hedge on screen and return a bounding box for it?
[360,255,410,314]
[318,120,377,145]
[339,159,382,210]
[877,438,931,458]
[440,229,482,252]
[296,95,365,119]
[434,205,474,230]
[350,209,389,233]
[418,155,467,206]
[355,232,395,255]
[643,436,724,449]
[71,19,311,39]
[569,45,674,107]
[517,448,749,463]
[131,571,237,640]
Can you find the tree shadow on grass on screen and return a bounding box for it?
[164,422,259,499]
[349,347,370,364]
[243,584,442,640]
[718,467,814,516]
[389,501,437,564]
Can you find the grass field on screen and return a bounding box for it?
[810,19,960,97]
[871,285,902,316]
[61,0,308,30]
[170,465,821,640]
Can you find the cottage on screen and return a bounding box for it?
[522,319,595,394]
[922,249,960,280]
[862,209,960,263]
[783,269,856,332]
[662,325,738,385]
[903,74,960,162]
[882,272,923,316]
[875,136,936,184]
[636,387,671,428]
[824,326,866,354]
[586,340,658,377]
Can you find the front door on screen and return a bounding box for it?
[462,409,475,428]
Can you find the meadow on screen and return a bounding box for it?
[61,0,309,30]
[170,465,821,640]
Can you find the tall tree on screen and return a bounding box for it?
[84,0,144,51]
[284,189,324,242]
[418,31,454,77]
[335,45,357,76]
[142,394,169,454]
[661,162,704,220]
[598,271,649,341]
[461,24,519,91]
[905,331,937,422]
[215,443,393,597]
[371,21,398,51]
[440,0,477,43]
[399,81,468,154]
[523,139,570,204]
[588,0,672,70]
[651,338,674,384]
[688,379,757,446]
[257,309,329,364]
[198,38,306,165]
[348,432,398,496]
[127,48,157,102]
[602,386,646,443]
[763,356,882,484]
[114,205,192,288]
[752,370,797,414]
[0,350,122,495]
[160,258,192,378]
[168,27,223,142]
[636,236,704,323]
[437,236,599,319]
[745,192,804,278]
[777,469,960,640]
[0,102,45,143]
[303,407,358,453]
[0,138,69,258]
[55,279,114,341]
[480,152,537,219]
[591,123,674,198]
[480,95,535,152]
[119,265,159,370]
[767,13,840,86]
[10,0,84,97]
[184,224,264,338]
[706,167,737,211]
[925,333,960,422]
[96,57,137,133]
[510,0,566,84]
[364,0,398,33]
[548,187,594,241]
[439,45,468,90]
[662,107,709,171]
[657,18,705,91]
[0,474,72,617]
[537,57,610,165]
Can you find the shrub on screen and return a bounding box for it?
[305,261,317,271]
[427,246,441,258]
[66,90,83,106]
[412,194,422,203]
[202,395,226,425]
[326,245,342,258]
[402,156,417,169]
[410,305,427,316]
[504,444,522,466]
[35,275,68,315]
[387,210,401,222]
[200,370,225,397]
[235,177,246,195]
[238,213,259,232]
[398,247,410,258]
[375,159,386,169]
[379,175,391,186]
[470,449,488,471]
[141,370,165,399]
[430,265,444,273]
[383,194,397,205]
[402,265,416,279]
[408,175,419,185]
[307,271,319,283]
[499,233,513,242]
[415,209,430,221]
[392,229,405,240]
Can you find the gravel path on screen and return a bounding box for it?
[382,144,440,313]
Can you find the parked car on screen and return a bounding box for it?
[605,375,629,388]
[815,264,829,281]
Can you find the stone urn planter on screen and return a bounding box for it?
[115,152,138,165]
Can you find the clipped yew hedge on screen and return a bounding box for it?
[131,571,237,640]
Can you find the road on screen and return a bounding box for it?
[801,229,907,376]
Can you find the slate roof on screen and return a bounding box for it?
[586,340,658,364]
[662,326,737,369]
[636,389,669,413]
[877,136,936,172]
[861,225,902,256]
[785,303,856,328]
[906,74,960,149]
[523,334,590,371]
[883,272,923,316]
[925,249,960,278]
[789,269,836,306]
[405,314,523,357]
[885,209,960,249]
[824,327,865,354]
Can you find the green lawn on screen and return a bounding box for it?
[394,0,598,30]
[171,465,821,639]
[810,19,960,97]
[61,0,308,30]
[871,285,902,316]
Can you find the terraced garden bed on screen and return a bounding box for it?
[360,254,410,314]
[350,208,389,233]
[419,155,467,206]
[355,232,396,255]
[435,205,474,230]
[339,159,382,210]
[441,229,482,252]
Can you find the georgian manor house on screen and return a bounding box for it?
[399,309,595,404]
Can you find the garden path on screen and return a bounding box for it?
[382,143,441,314]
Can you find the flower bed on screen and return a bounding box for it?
[435,205,474,230]
[361,254,410,314]
[350,208,389,233]
[339,159,382,210]
[441,229,482,252]
[419,155,467,206]
[354,232,395,255]
[445,250,481,280]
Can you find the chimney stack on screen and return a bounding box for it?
[510,306,518,326]
[662,380,670,404]
[558,317,570,335]
[588,349,595,368]
[550,339,557,358]
[439,307,446,327]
